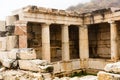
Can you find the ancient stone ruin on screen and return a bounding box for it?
[0,5,120,80]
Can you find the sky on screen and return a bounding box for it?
[0,0,90,20]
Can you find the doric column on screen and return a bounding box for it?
[110,21,119,61]
[62,24,70,61]
[14,21,27,48]
[79,25,89,59]
[41,23,51,62]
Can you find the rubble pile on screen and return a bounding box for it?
[98,62,120,80]
[0,48,53,80]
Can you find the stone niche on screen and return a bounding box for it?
[88,23,110,59]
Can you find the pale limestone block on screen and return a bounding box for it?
[2,70,43,80]
[61,61,72,72]
[0,21,6,31]
[69,77,79,80]
[53,62,61,73]
[0,37,7,51]
[79,75,97,80]
[19,60,53,72]
[88,59,107,70]
[8,48,36,60]
[98,71,120,80]
[72,59,80,70]
[104,62,120,73]
[6,36,18,50]
[6,16,17,26]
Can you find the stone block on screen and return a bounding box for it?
[2,70,43,80]
[0,21,6,31]
[104,62,120,73]
[19,35,27,48]
[53,62,61,73]
[61,61,72,72]
[19,60,53,72]
[0,37,7,51]
[6,36,18,50]
[2,59,17,68]
[98,71,120,80]
[8,48,36,60]
[88,59,107,70]
[72,59,80,70]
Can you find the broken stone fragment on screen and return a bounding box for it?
[19,60,53,72]
[104,62,120,73]
[2,70,43,80]
[8,48,36,60]
[2,59,17,68]
[98,71,120,80]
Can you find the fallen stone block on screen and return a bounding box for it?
[19,60,53,72]
[104,62,120,73]
[8,48,36,60]
[97,71,120,80]
[0,51,9,61]
[2,59,17,68]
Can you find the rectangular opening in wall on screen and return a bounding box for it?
[88,23,111,59]
[50,24,62,62]
[69,25,79,59]
[27,22,42,59]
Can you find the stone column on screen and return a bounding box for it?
[110,21,119,61]
[41,23,51,62]
[62,24,70,61]
[79,25,89,59]
[14,21,27,48]
[79,25,89,68]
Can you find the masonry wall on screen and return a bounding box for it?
[89,23,110,58]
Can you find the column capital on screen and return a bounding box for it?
[79,25,88,29]
[15,21,28,26]
[41,23,51,27]
[108,20,116,24]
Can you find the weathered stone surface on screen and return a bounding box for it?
[0,37,7,51]
[98,71,120,80]
[2,59,17,68]
[8,48,36,60]
[19,35,27,48]
[19,60,53,72]
[79,75,97,80]
[0,21,6,31]
[104,62,120,73]
[2,70,43,80]
[6,36,18,50]
[0,51,17,68]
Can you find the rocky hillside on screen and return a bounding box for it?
[67,0,120,13]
